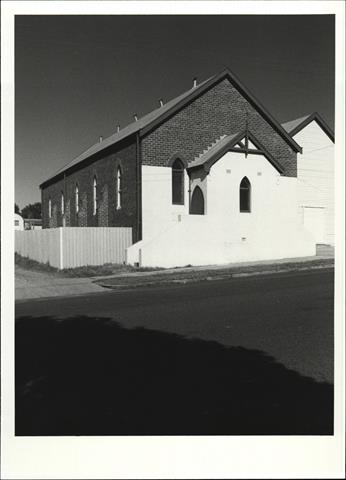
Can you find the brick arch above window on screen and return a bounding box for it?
[113,160,123,177]
[61,191,65,215]
[171,158,185,205]
[167,153,188,169]
[93,175,97,215]
[75,183,79,214]
[115,165,122,210]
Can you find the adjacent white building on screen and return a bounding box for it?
[282,112,335,246]
[14,213,24,231]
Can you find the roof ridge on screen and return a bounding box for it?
[41,67,303,188]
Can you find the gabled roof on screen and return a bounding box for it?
[40,68,302,188]
[41,76,213,187]
[281,112,334,143]
[188,130,284,174]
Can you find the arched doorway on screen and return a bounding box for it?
[190,186,205,215]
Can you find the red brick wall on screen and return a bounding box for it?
[41,139,139,241]
[141,79,297,176]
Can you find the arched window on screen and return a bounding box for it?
[116,167,122,209]
[172,159,184,205]
[190,186,205,215]
[61,191,65,215]
[48,197,52,218]
[75,184,79,214]
[240,176,251,212]
[93,176,97,215]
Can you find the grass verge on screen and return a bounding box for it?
[15,253,161,278]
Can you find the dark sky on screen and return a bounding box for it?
[15,14,335,208]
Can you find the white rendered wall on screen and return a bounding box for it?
[127,153,315,268]
[206,151,300,241]
[293,121,334,245]
[141,165,189,240]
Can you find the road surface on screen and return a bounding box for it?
[16,269,334,435]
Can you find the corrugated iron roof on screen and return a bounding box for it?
[281,114,311,134]
[42,76,213,184]
[41,68,303,187]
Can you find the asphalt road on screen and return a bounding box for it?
[16,269,334,435]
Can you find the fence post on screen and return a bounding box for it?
[59,227,64,269]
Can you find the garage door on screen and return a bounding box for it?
[303,207,325,244]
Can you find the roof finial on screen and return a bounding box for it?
[99,135,103,143]
[193,77,197,88]
[159,99,164,107]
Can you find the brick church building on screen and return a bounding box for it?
[40,68,334,267]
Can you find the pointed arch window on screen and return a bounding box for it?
[172,159,184,205]
[75,183,79,214]
[93,176,97,215]
[116,166,122,209]
[190,186,205,215]
[61,191,65,215]
[240,177,251,212]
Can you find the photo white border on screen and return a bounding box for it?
[2,1,345,478]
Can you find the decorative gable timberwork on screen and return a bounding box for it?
[188,130,284,174]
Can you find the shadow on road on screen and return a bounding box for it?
[16,316,333,435]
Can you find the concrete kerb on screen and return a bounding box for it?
[93,255,334,290]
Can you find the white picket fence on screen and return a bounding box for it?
[15,227,133,269]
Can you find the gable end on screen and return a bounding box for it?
[140,68,302,154]
[288,112,335,143]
